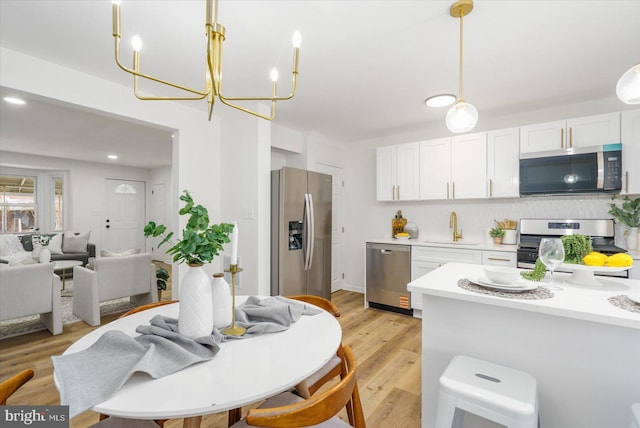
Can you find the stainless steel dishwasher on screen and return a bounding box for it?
[366,242,412,315]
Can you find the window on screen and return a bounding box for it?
[0,175,36,233]
[53,177,64,232]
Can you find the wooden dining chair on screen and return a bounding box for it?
[0,368,34,405]
[118,299,178,318]
[285,295,346,399]
[95,300,179,428]
[232,345,365,428]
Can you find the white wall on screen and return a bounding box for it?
[343,98,636,292]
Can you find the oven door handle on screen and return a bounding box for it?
[596,151,604,189]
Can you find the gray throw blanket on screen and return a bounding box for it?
[52,296,321,418]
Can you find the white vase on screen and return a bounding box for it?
[39,247,51,263]
[178,264,214,339]
[502,229,517,245]
[211,273,232,330]
[627,227,639,250]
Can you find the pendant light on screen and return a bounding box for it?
[446,0,478,133]
[616,61,640,104]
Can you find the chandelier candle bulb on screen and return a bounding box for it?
[131,35,142,52]
[270,68,279,83]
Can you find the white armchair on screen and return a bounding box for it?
[0,263,62,335]
[72,253,157,326]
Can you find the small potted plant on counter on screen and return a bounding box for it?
[156,266,169,301]
[608,195,640,250]
[489,226,505,245]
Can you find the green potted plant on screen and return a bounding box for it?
[144,190,235,338]
[489,226,505,245]
[608,195,640,250]
[156,266,169,301]
[143,190,234,265]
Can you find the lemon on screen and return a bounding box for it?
[583,253,605,266]
[605,253,633,267]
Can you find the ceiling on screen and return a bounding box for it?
[1,1,639,168]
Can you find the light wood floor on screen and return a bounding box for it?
[0,289,422,428]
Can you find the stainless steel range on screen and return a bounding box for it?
[517,218,628,277]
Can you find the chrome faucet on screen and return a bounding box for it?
[449,211,463,242]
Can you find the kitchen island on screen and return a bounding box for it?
[408,262,640,428]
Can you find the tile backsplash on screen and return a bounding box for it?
[384,194,636,249]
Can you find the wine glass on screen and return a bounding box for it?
[538,238,565,290]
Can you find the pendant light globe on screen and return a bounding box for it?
[617,62,640,104]
[446,101,478,133]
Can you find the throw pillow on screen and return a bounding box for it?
[48,233,63,255]
[100,248,141,257]
[63,231,90,253]
[0,234,25,256]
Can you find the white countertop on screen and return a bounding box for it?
[408,262,640,330]
[366,238,518,252]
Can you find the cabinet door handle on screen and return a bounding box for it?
[569,127,573,148]
[447,182,450,199]
[452,182,456,199]
[488,257,511,262]
[626,171,629,194]
[489,179,493,197]
[560,128,564,149]
[392,185,395,200]
[397,185,400,200]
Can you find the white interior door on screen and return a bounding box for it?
[315,163,343,293]
[104,179,145,252]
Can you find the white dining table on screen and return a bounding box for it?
[55,297,342,427]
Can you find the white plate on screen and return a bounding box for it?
[470,276,539,292]
[627,293,640,305]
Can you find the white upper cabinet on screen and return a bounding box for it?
[520,112,620,154]
[419,133,487,200]
[487,128,520,198]
[451,132,487,199]
[621,109,640,195]
[419,138,451,200]
[376,143,420,201]
[376,146,396,201]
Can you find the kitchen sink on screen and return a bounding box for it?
[421,240,480,246]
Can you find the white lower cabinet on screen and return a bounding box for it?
[410,246,482,318]
[481,250,517,267]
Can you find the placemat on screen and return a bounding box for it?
[459,278,553,300]
[608,295,640,314]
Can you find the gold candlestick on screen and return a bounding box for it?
[221,264,246,336]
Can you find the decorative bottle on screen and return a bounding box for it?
[178,264,214,339]
[211,273,232,330]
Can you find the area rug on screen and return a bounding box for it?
[0,280,136,339]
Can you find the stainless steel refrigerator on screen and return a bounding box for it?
[271,167,332,299]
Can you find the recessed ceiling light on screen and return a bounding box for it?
[425,94,456,108]
[108,155,118,160]
[3,97,26,105]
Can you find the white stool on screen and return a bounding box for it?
[435,355,539,428]
[630,403,640,428]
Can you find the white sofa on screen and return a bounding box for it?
[0,263,63,335]
[72,253,157,326]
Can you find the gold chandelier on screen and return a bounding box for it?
[111,0,301,121]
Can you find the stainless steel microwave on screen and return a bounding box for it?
[519,144,622,195]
